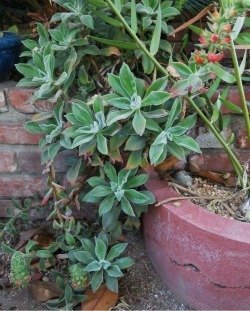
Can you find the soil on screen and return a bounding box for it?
[170,176,248,222]
[0,229,187,310]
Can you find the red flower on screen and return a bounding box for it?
[199,36,207,45]
[210,34,220,43]
[222,36,231,44]
[194,51,206,64]
[207,52,224,63]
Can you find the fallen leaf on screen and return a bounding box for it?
[81,285,118,311]
[33,234,53,248]
[196,171,236,187]
[156,156,180,173]
[29,281,61,302]
[15,226,45,251]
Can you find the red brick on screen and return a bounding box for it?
[0,90,7,112]
[0,199,21,217]
[6,88,52,113]
[236,129,250,149]
[0,150,17,172]
[0,175,46,197]
[0,123,41,144]
[17,149,74,173]
[189,150,250,173]
[213,87,250,114]
[17,149,42,173]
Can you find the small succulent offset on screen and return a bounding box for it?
[10,251,30,288]
[84,163,155,232]
[73,236,134,293]
[69,264,89,290]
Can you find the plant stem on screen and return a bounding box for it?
[105,0,246,185]
[230,40,250,141]
[105,0,168,76]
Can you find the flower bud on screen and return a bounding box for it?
[194,50,206,65]
[207,52,224,63]
[210,34,220,43]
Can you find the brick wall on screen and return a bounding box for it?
[0,83,249,217]
[0,82,71,217]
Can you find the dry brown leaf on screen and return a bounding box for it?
[33,234,53,248]
[81,285,118,311]
[15,226,45,251]
[197,171,236,187]
[156,156,180,173]
[29,281,61,302]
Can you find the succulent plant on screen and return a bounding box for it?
[73,235,134,293]
[69,264,89,290]
[10,251,30,288]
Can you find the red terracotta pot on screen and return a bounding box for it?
[143,178,250,310]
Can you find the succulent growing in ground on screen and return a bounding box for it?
[10,251,30,288]
[69,264,89,290]
[73,236,134,293]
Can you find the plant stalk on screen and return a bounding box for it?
[105,0,246,185]
[230,39,250,141]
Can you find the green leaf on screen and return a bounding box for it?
[126,174,149,188]
[85,261,102,272]
[87,186,113,198]
[106,265,123,277]
[149,143,165,164]
[145,77,168,97]
[107,74,129,97]
[36,250,52,258]
[95,237,107,261]
[172,136,201,153]
[121,196,135,216]
[87,177,108,187]
[104,163,117,182]
[231,16,245,40]
[96,132,108,155]
[165,98,182,129]
[119,63,136,97]
[211,64,236,84]
[104,274,118,293]
[91,270,104,292]
[90,36,138,49]
[99,194,115,216]
[167,142,186,160]
[131,0,138,34]
[132,110,146,136]
[126,150,142,169]
[113,257,134,269]
[172,62,193,77]
[107,109,133,126]
[106,243,127,261]
[178,114,197,129]
[67,159,82,185]
[150,5,161,55]
[125,189,151,204]
[220,98,243,114]
[142,91,171,106]
[24,122,43,134]
[72,103,93,125]
[65,285,73,303]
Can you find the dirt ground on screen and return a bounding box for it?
[0,231,187,310]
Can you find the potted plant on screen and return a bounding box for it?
[0,26,22,78]
[1,0,250,310]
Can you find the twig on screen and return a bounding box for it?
[169,4,215,36]
[156,196,223,206]
[168,181,198,196]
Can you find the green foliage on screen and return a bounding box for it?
[10,252,30,288]
[72,235,134,292]
[5,0,249,309]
